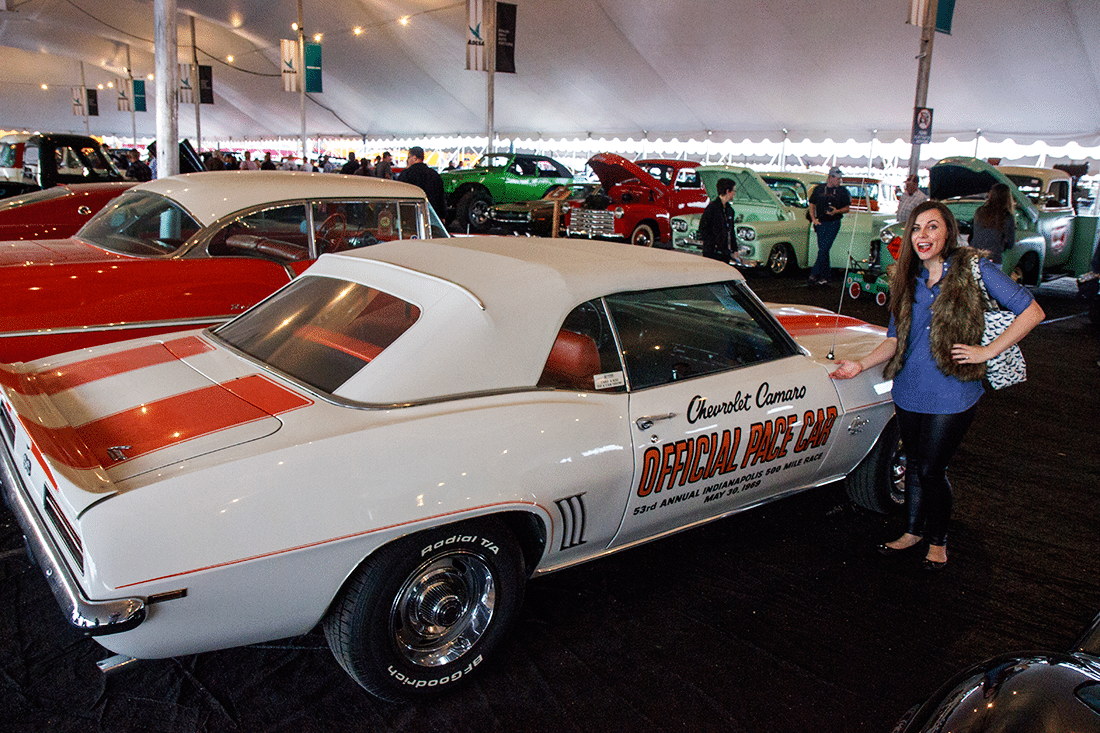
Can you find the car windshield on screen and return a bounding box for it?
[1004,174,1048,206]
[214,275,421,394]
[762,177,810,207]
[641,163,676,186]
[474,154,512,169]
[78,190,202,256]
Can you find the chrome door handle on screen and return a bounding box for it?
[635,413,676,430]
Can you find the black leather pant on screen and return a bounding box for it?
[895,403,979,546]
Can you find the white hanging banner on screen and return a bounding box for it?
[465,0,486,71]
[116,77,131,111]
[178,63,194,103]
[71,86,85,116]
[281,39,301,92]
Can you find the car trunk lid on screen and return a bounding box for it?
[0,335,309,515]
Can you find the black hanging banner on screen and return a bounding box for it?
[86,88,99,116]
[198,65,214,104]
[495,2,516,74]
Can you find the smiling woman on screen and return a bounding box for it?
[831,200,1046,569]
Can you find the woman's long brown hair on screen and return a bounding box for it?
[888,200,961,317]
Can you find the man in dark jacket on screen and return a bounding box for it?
[699,177,738,264]
[398,147,446,220]
[124,149,152,181]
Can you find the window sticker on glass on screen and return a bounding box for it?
[594,371,625,390]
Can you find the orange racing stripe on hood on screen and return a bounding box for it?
[776,313,871,336]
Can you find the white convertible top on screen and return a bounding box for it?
[134,171,428,225]
[303,236,745,402]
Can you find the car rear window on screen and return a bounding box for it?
[214,276,421,394]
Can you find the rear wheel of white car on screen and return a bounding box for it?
[323,518,525,702]
[631,222,657,247]
[767,244,796,275]
[844,418,905,514]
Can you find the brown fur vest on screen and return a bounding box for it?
[883,246,987,382]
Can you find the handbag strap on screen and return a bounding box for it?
[969,254,1001,312]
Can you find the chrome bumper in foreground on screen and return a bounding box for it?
[0,446,145,635]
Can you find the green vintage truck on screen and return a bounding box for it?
[441,152,573,232]
[879,157,1099,283]
[671,166,895,275]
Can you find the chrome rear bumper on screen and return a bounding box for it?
[0,445,145,635]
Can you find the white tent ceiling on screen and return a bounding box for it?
[1,0,1098,151]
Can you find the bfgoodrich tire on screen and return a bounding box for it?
[844,418,905,514]
[323,518,526,702]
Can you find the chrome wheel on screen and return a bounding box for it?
[392,552,496,668]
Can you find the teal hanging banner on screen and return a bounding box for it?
[304,42,322,93]
[133,80,146,112]
[935,0,955,35]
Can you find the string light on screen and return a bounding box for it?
[227,55,234,63]
[399,16,410,25]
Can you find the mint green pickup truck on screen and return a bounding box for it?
[671,166,895,275]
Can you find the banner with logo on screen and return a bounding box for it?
[281,39,300,92]
[179,64,194,103]
[71,87,84,116]
[466,0,486,71]
[85,88,99,116]
[912,107,934,144]
[116,77,131,111]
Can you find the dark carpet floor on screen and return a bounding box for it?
[3,269,1098,733]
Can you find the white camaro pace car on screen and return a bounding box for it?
[0,236,899,702]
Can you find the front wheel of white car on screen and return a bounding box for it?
[844,418,905,514]
[323,518,526,702]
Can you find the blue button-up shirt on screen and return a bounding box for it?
[887,255,1034,414]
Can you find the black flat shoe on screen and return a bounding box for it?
[877,541,923,556]
[922,558,948,571]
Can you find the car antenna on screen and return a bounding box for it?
[826,173,871,361]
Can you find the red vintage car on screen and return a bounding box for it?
[567,154,708,247]
[0,171,447,364]
[0,182,136,241]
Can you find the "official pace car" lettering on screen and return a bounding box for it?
[636,406,838,497]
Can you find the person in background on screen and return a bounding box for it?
[831,201,1044,570]
[970,183,1015,264]
[808,166,851,285]
[260,152,277,170]
[124,149,152,182]
[340,153,359,175]
[398,146,446,220]
[375,151,393,179]
[896,173,928,225]
[240,150,260,171]
[147,142,157,178]
[698,177,738,265]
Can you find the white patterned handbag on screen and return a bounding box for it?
[970,256,1026,389]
